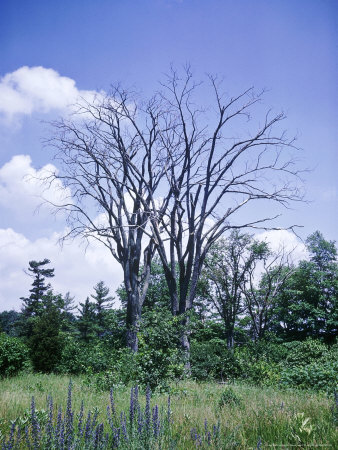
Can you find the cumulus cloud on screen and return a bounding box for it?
[0,66,102,122]
[0,154,71,220]
[255,229,308,263]
[0,227,122,311]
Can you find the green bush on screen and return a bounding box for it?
[283,339,329,367]
[190,339,241,381]
[280,361,338,392]
[218,387,242,408]
[28,308,64,373]
[0,333,30,377]
[56,337,114,375]
[84,308,185,391]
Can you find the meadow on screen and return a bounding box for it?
[0,374,337,449]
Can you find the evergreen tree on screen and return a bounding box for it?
[91,281,114,336]
[20,259,55,319]
[28,295,64,372]
[77,297,97,342]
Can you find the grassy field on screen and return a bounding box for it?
[0,373,337,448]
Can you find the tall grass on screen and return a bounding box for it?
[0,374,336,448]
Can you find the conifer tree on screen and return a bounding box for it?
[91,281,114,337]
[77,297,97,342]
[20,259,55,319]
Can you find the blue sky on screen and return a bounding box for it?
[0,0,337,310]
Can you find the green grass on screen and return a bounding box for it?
[0,374,337,448]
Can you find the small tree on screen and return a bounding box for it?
[91,281,114,337]
[202,231,269,348]
[241,243,294,340]
[28,295,64,372]
[77,297,97,342]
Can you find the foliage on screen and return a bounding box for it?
[283,339,329,367]
[20,259,55,320]
[28,300,64,373]
[272,231,338,342]
[0,333,30,377]
[84,308,184,391]
[91,281,114,337]
[0,310,21,336]
[218,387,242,408]
[280,361,338,393]
[76,297,97,343]
[190,338,241,381]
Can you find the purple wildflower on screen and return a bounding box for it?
[94,423,104,449]
[129,386,134,425]
[137,408,143,435]
[15,425,22,448]
[78,400,84,436]
[113,427,121,447]
[110,388,116,418]
[134,385,139,410]
[152,405,159,438]
[24,426,31,449]
[120,412,128,442]
[84,411,92,443]
[55,406,62,444]
[6,421,15,449]
[46,395,53,448]
[107,405,113,430]
[30,396,40,449]
[59,421,65,450]
[145,385,151,433]
[65,380,74,447]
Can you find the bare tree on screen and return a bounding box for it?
[45,88,171,351]
[45,68,303,357]
[135,68,303,365]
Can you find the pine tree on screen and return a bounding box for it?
[91,281,114,337]
[77,297,97,342]
[20,259,55,319]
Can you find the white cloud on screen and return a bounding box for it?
[255,229,308,263]
[0,66,102,122]
[0,227,122,311]
[0,154,71,220]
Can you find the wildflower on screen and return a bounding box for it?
[30,396,40,449]
[110,387,116,418]
[78,400,84,436]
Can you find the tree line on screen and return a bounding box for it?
[0,229,336,375]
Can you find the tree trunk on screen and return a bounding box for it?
[126,291,141,352]
[226,332,234,350]
[180,314,191,374]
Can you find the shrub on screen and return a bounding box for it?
[190,339,241,381]
[283,339,329,367]
[0,333,30,377]
[28,308,64,373]
[56,337,117,375]
[280,361,338,392]
[218,387,242,408]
